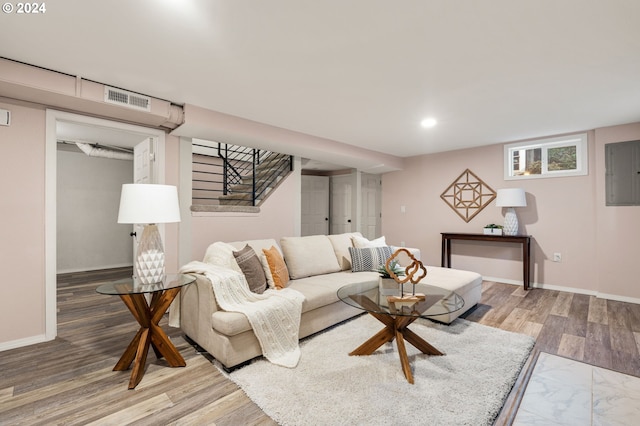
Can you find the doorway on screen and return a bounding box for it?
[45,110,166,340]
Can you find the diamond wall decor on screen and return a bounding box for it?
[440,169,496,222]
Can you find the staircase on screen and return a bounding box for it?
[218,152,292,206]
[192,143,293,209]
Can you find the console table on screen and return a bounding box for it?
[441,233,532,290]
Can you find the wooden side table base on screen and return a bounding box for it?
[114,287,185,389]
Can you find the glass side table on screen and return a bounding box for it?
[96,274,195,389]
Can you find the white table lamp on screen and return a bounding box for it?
[495,188,527,236]
[118,184,181,284]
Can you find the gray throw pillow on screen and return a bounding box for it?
[233,245,268,294]
[348,246,395,272]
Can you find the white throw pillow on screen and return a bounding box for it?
[280,235,342,279]
[202,241,242,273]
[327,232,363,270]
[352,235,386,248]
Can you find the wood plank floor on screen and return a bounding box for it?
[1,270,639,425]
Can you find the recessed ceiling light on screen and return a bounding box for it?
[420,118,437,128]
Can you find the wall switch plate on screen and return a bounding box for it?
[553,253,562,262]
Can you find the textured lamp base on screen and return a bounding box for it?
[503,207,519,236]
[135,224,165,284]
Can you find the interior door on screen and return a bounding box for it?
[361,173,381,239]
[301,175,330,236]
[134,137,153,184]
[131,138,155,262]
[330,175,353,234]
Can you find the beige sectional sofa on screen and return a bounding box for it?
[179,232,482,370]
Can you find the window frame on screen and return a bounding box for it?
[504,133,588,180]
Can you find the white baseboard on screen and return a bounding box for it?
[594,291,640,305]
[0,334,50,352]
[57,263,133,274]
[482,276,640,304]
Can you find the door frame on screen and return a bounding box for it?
[45,109,166,340]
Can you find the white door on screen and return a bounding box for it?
[131,138,156,262]
[301,176,330,236]
[330,175,353,234]
[134,137,154,184]
[361,173,381,239]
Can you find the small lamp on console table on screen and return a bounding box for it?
[117,184,181,284]
[495,188,527,236]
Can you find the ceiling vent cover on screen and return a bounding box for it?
[104,86,151,112]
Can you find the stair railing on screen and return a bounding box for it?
[192,142,292,207]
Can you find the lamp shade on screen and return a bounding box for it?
[495,188,527,208]
[118,184,181,224]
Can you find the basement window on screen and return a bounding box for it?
[504,133,588,180]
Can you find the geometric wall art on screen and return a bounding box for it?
[440,169,496,222]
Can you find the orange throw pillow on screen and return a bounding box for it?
[263,246,290,289]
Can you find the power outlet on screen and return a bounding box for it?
[553,253,562,262]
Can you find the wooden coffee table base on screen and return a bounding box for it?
[349,309,443,384]
[114,287,186,389]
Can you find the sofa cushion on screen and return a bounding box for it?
[210,271,379,337]
[327,232,362,270]
[420,265,482,296]
[233,245,268,294]
[263,246,290,289]
[202,241,242,273]
[280,235,341,279]
[288,271,379,313]
[348,246,395,272]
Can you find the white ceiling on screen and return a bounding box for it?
[2,0,640,162]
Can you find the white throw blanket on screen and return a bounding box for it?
[179,261,305,368]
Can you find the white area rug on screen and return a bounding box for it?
[226,314,535,426]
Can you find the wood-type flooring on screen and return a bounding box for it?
[1,268,639,425]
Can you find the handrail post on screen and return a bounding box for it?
[221,144,228,195]
[252,149,258,206]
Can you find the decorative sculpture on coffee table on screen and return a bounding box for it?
[384,248,427,311]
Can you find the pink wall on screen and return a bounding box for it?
[163,134,181,274]
[594,122,640,299]
[382,126,640,300]
[0,99,47,342]
[190,172,299,261]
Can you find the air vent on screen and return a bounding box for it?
[104,86,151,112]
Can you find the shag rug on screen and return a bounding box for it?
[226,314,535,426]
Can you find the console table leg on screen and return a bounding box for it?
[523,239,530,290]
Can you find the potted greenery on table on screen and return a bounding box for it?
[377,260,404,305]
[484,224,503,235]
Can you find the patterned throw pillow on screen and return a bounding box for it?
[262,246,290,289]
[348,246,395,272]
[233,245,268,294]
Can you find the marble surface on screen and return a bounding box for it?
[514,352,640,425]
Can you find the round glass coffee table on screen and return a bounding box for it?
[96,274,195,389]
[338,281,464,384]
